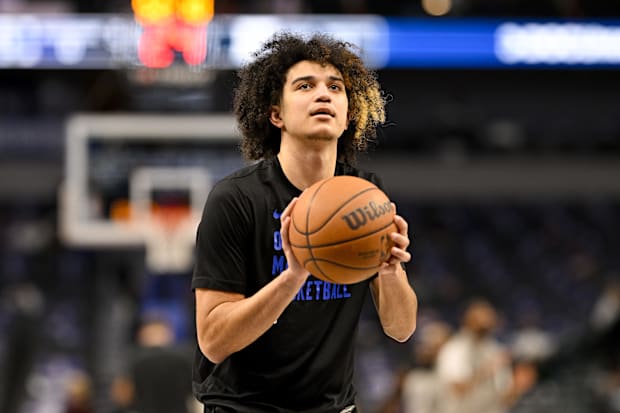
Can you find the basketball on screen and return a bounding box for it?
[289,175,397,284]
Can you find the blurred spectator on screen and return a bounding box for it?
[64,369,94,413]
[110,315,193,413]
[592,357,620,413]
[591,278,620,334]
[401,320,453,413]
[0,282,44,413]
[434,299,536,413]
[589,278,620,412]
[510,309,557,364]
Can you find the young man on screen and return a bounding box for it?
[192,32,418,412]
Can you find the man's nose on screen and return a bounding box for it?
[315,83,331,101]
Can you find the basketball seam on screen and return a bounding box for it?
[304,261,339,283]
[304,179,333,281]
[289,220,394,249]
[299,186,380,236]
[304,257,382,271]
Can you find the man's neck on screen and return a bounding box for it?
[277,138,338,191]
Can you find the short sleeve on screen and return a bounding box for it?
[191,181,251,294]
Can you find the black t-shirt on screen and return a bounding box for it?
[191,157,385,413]
[130,345,193,413]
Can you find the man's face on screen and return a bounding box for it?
[465,302,498,337]
[270,60,349,143]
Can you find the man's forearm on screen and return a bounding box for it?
[371,264,417,342]
[198,269,308,363]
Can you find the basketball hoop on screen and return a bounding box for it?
[128,166,209,275]
[139,203,198,274]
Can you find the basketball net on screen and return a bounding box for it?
[139,204,197,274]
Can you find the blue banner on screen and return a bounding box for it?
[387,18,502,67]
[387,18,620,68]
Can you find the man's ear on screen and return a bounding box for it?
[269,105,283,128]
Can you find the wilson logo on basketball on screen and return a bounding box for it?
[341,200,392,230]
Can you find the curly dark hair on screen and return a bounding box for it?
[233,32,386,163]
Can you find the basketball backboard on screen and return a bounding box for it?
[59,113,243,273]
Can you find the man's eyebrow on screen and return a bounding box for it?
[328,75,345,83]
[290,75,345,84]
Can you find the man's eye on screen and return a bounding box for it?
[329,84,342,91]
[298,83,311,90]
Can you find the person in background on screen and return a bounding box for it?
[375,319,453,413]
[435,299,536,413]
[401,320,453,413]
[64,369,94,413]
[111,315,194,413]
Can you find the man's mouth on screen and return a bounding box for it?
[310,108,335,117]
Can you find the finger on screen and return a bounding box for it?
[280,198,298,249]
[280,216,291,248]
[393,214,409,236]
[390,232,410,249]
[280,215,305,270]
[281,197,298,220]
[389,247,412,264]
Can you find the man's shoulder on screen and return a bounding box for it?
[222,160,266,181]
[208,159,279,202]
[214,160,271,189]
[338,161,382,187]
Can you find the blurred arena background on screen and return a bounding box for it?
[1,1,620,412]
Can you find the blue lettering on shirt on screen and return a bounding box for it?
[333,284,342,299]
[272,255,286,275]
[313,280,322,300]
[305,282,313,301]
[274,231,282,251]
[323,282,331,300]
[290,279,353,302]
[295,288,306,301]
[271,210,352,301]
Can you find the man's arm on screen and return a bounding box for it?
[195,198,308,364]
[370,208,417,342]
